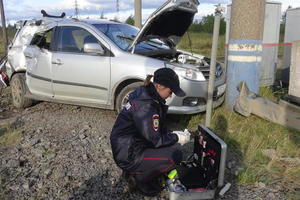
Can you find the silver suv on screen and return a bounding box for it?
[4,0,226,114]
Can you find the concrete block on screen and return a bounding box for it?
[289,40,300,98]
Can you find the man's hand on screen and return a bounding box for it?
[173,129,191,145]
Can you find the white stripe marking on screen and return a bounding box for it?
[228,55,262,62]
[228,44,262,52]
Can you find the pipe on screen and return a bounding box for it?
[134,0,142,28]
[205,6,223,127]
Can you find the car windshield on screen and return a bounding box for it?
[93,23,138,50]
[93,23,170,51]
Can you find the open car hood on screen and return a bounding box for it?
[131,0,199,50]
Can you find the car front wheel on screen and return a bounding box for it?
[11,73,33,109]
[116,82,142,113]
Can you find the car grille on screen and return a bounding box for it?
[199,62,223,80]
[199,66,210,80]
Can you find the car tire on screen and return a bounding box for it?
[11,73,33,109]
[116,82,142,113]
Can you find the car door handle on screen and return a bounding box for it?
[52,60,63,65]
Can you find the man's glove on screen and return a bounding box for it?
[173,129,191,145]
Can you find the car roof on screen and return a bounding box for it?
[81,19,121,25]
[17,17,122,29]
[35,17,121,25]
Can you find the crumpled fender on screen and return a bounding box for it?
[7,19,56,74]
[0,60,9,87]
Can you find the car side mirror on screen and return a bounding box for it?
[83,43,105,55]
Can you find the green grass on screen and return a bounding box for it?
[0,29,15,58]
[278,33,285,57]
[258,85,289,102]
[178,32,226,58]
[0,36,5,58]
[287,192,300,200]
[178,31,285,59]
[184,87,300,198]
[0,124,22,147]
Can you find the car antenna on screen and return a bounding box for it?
[187,31,193,56]
[41,10,66,18]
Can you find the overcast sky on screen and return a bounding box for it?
[2,0,300,24]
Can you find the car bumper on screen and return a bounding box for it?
[166,73,226,114]
[168,94,225,114]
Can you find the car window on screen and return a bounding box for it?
[57,26,100,53]
[30,29,53,50]
[93,23,170,51]
[93,24,139,50]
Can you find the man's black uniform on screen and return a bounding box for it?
[110,83,182,189]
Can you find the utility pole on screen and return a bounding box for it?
[117,0,119,14]
[74,0,79,18]
[115,0,119,20]
[0,0,8,56]
[205,5,224,128]
[226,0,265,110]
[134,0,142,28]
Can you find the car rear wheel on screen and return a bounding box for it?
[116,82,142,113]
[11,73,33,109]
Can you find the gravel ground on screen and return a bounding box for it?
[0,87,290,200]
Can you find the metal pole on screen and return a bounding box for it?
[225,0,265,110]
[205,5,223,128]
[0,0,8,56]
[134,0,142,28]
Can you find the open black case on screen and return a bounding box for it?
[169,125,227,200]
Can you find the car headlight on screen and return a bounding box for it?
[215,63,223,78]
[174,67,205,81]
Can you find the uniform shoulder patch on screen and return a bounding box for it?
[152,114,159,131]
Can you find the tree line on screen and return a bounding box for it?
[0,24,17,37]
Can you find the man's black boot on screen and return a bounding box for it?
[122,171,137,191]
[136,179,163,197]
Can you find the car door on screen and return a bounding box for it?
[51,25,111,105]
[25,28,55,98]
